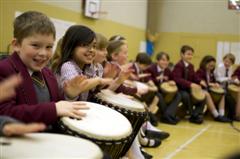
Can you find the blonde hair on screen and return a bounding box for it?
[223,53,235,64]
[51,38,63,73]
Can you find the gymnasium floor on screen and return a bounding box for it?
[145,118,240,159]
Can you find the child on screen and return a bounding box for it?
[0,11,87,125]
[145,52,181,125]
[214,53,238,120]
[196,55,230,122]
[54,25,112,101]
[172,45,206,124]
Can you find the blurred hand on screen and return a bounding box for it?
[200,80,207,88]
[103,62,120,78]
[3,123,46,136]
[191,83,201,89]
[63,75,87,99]
[168,80,176,86]
[56,101,89,119]
[0,74,22,102]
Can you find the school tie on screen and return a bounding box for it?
[31,71,45,88]
[225,68,229,77]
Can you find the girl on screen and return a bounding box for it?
[196,56,230,122]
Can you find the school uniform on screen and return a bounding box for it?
[172,60,205,123]
[232,66,240,80]
[215,63,236,119]
[0,52,62,125]
[145,63,181,123]
[196,68,216,87]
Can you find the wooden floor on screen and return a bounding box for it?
[145,118,240,159]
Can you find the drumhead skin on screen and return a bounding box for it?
[228,84,240,92]
[61,102,132,140]
[97,90,145,112]
[191,88,206,101]
[134,81,149,94]
[1,133,103,159]
[209,87,224,94]
[160,82,178,93]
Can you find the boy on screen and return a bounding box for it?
[172,45,206,124]
[145,52,181,125]
[0,11,87,125]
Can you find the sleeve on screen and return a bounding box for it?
[172,64,192,89]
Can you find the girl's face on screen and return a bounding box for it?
[206,61,215,71]
[73,39,96,68]
[157,55,169,69]
[94,48,107,64]
[138,63,148,72]
[223,58,233,69]
[181,50,193,63]
[112,44,128,65]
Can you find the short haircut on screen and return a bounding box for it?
[223,53,235,64]
[180,45,194,54]
[96,33,108,50]
[14,11,56,43]
[156,52,170,61]
[107,40,125,61]
[136,53,152,65]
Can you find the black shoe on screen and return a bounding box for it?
[149,113,158,126]
[214,116,232,123]
[172,116,180,123]
[161,115,177,125]
[145,129,170,140]
[141,137,161,148]
[189,115,203,124]
[140,147,153,159]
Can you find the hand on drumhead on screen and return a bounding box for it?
[3,123,46,136]
[200,80,207,88]
[56,101,89,119]
[191,83,201,89]
[168,80,176,86]
[63,75,88,99]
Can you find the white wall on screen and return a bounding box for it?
[37,0,147,30]
[148,0,240,34]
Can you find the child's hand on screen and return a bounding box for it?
[103,62,120,78]
[100,78,113,86]
[63,75,87,99]
[200,80,207,88]
[168,80,176,86]
[0,74,22,102]
[55,101,89,119]
[3,123,46,136]
[191,83,201,89]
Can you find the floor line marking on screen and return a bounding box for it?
[164,125,211,159]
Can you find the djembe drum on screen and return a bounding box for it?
[58,102,132,159]
[228,84,240,100]
[94,89,147,156]
[191,87,206,104]
[209,87,224,104]
[160,82,178,104]
[1,133,103,159]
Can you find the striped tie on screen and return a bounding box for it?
[32,71,45,88]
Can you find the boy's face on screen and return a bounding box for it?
[73,39,96,66]
[94,48,107,64]
[157,55,169,69]
[112,44,128,66]
[13,34,54,71]
[223,58,233,69]
[181,50,193,63]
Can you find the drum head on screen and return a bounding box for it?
[1,133,103,159]
[209,87,224,94]
[228,84,240,92]
[96,90,145,112]
[160,82,178,93]
[61,102,132,141]
[191,88,205,101]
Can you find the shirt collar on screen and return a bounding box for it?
[183,61,189,67]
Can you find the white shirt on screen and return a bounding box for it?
[214,63,233,83]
